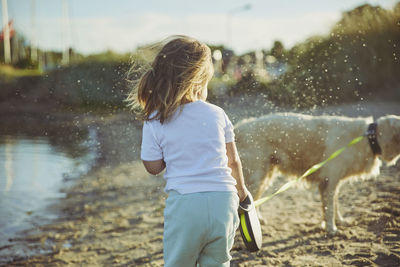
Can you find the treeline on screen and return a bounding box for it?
[261,3,400,108]
[1,3,399,110]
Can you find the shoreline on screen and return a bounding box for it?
[1,99,400,266]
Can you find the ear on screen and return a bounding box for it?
[393,117,400,145]
[390,116,400,146]
[394,132,400,147]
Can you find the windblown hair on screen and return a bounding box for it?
[126,35,214,123]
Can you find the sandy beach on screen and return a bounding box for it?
[1,97,400,266]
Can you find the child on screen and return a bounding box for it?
[127,35,248,267]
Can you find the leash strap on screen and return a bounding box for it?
[254,135,365,207]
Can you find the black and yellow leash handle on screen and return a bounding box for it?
[238,193,262,252]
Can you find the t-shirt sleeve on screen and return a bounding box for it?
[223,111,235,143]
[141,121,163,161]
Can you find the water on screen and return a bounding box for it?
[0,129,97,247]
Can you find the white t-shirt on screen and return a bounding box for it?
[141,100,237,194]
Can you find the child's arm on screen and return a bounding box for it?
[143,159,166,175]
[226,141,248,201]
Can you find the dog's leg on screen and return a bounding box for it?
[335,194,344,224]
[250,170,272,226]
[318,179,329,230]
[334,188,352,226]
[318,178,338,236]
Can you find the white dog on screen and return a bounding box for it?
[234,113,400,235]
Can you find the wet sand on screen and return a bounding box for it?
[1,97,400,266]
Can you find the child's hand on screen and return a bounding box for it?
[237,188,249,202]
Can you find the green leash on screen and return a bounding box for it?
[254,135,365,207]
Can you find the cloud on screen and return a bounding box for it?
[29,11,340,55]
[228,11,340,52]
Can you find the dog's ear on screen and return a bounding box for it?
[389,117,400,149]
[391,117,400,146]
[393,132,400,147]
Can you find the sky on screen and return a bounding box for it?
[1,0,398,55]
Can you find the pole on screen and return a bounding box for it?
[2,0,11,64]
[31,0,37,63]
[61,0,70,65]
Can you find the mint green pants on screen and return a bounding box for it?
[163,190,240,267]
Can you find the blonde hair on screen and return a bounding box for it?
[126,35,214,123]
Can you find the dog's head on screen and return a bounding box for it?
[377,115,400,166]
